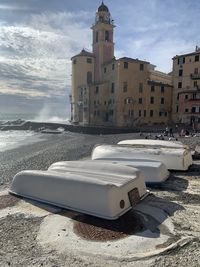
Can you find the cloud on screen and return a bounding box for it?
[0,11,92,101]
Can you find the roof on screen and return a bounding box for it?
[71,49,94,60]
[98,2,109,12]
[172,50,200,59]
[118,57,150,64]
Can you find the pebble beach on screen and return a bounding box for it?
[0,130,200,267]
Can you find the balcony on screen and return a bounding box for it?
[191,73,200,80]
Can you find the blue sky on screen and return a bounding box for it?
[0,0,199,118]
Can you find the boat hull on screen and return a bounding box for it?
[49,160,169,184]
[10,166,147,220]
[91,145,193,171]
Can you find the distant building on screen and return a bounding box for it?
[70,2,172,127]
[172,47,200,129]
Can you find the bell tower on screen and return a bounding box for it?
[91,2,115,81]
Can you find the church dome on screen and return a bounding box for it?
[98,2,109,12]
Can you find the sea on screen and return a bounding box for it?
[0,113,69,152]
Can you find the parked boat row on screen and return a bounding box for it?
[10,139,193,220]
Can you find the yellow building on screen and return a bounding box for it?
[172,47,200,129]
[71,2,172,127]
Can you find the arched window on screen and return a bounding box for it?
[105,30,109,41]
[87,72,92,84]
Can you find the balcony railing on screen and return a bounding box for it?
[191,73,200,79]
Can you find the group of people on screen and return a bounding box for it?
[164,126,174,137]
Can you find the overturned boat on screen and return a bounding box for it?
[49,159,169,184]
[10,162,147,220]
[91,144,193,171]
[118,139,189,150]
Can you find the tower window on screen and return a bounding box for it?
[124,62,128,69]
[161,85,165,93]
[87,58,92,63]
[96,32,98,42]
[151,85,155,92]
[178,82,182,88]
[179,69,183,76]
[195,55,199,62]
[178,57,185,64]
[87,72,92,84]
[111,82,115,93]
[140,64,144,71]
[105,30,109,41]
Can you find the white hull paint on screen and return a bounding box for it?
[118,139,189,150]
[49,160,169,184]
[92,145,193,171]
[10,164,147,220]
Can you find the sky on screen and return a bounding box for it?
[0,0,199,119]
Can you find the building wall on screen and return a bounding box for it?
[172,49,200,128]
[71,55,94,123]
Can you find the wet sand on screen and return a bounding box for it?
[0,132,200,266]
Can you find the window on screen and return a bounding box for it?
[185,108,188,113]
[94,100,96,105]
[176,106,179,113]
[112,64,115,70]
[123,82,128,92]
[192,107,196,113]
[178,82,182,88]
[139,98,143,104]
[194,81,198,87]
[151,85,155,92]
[109,110,114,116]
[129,110,134,117]
[124,62,128,69]
[125,98,133,104]
[150,110,154,117]
[150,96,154,104]
[161,97,164,104]
[87,58,92,63]
[139,83,143,93]
[139,110,142,117]
[73,59,76,64]
[104,67,107,73]
[95,86,99,94]
[193,93,197,99]
[94,110,96,116]
[96,31,98,42]
[144,110,146,117]
[111,82,115,93]
[194,68,198,74]
[195,55,199,62]
[161,85,165,93]
[179,69,183,76]
[178,57,185,64]
[104,101,106,105]
[177,93,180,100]
[105,30,109,41]
[87,72,92,83]
[185,94,188,99]
[165,112,167,117]
[159,112,162,117]
[140,64,144,71]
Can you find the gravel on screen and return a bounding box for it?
[0,131,200,266]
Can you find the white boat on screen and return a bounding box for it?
[118,139,189,150]
[91,145,193,171]
[49,160,169,184]
[9,164,147,220]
